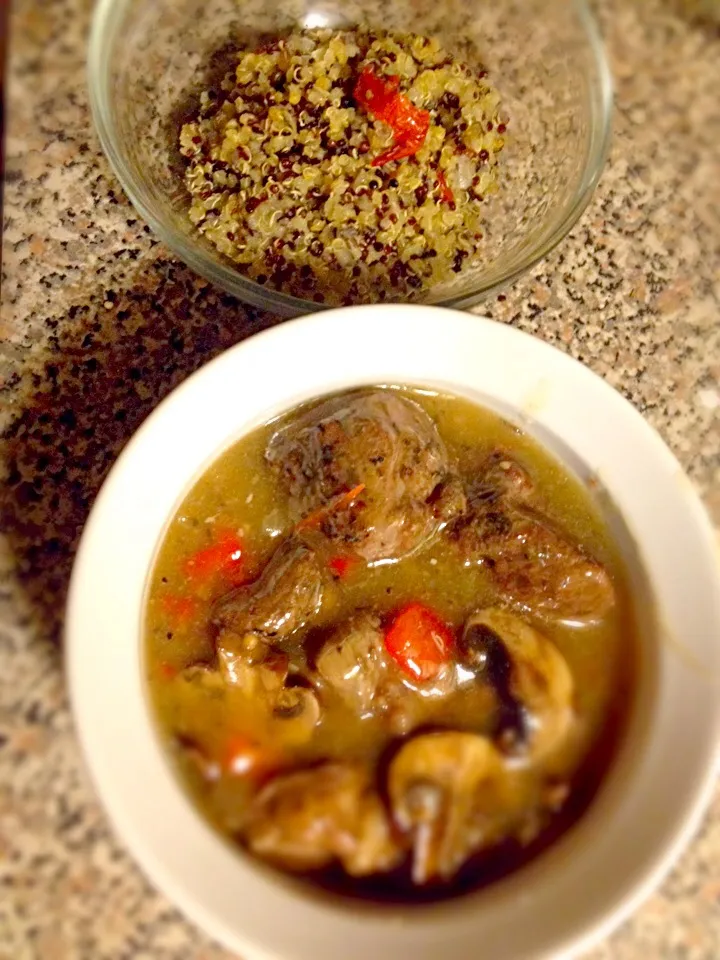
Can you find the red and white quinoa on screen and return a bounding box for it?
[179,29,507,304]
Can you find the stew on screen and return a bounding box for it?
[145,387,638,901]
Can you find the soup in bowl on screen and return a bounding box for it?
[145,384,638,900]
[66,305,720,960]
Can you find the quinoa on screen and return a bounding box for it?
[179,29,507,304]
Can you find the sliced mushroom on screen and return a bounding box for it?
[243,763,403,875]
[460,608,574,762]
[177,662,226,695]
[270,686,321,746]
[347,793,405,877]
[217,637,289,692]
[214,635,319,745]
[388,731,518,884]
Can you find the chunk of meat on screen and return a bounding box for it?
[266,390,466,564]
[388,732,522,884]
[470,449,535,503]
[459,608,574,762]
[316,612,390,716]
[243,763,403,876]
[459,503,614,622]
[212,537,326,651]
[452,453,614,623]
[316,611,456,734]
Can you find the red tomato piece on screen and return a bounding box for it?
[224,735,280,782]
[384,602,454,682]
[354,66,401,120]
[437,170,455,205]
[161,593,198,625]
[328,554,358,579]
[296,484,366,533]
[184,529,245,585]
[354,65,430,166]
[372,100,430,166]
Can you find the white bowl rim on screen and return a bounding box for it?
[66,305,720,960]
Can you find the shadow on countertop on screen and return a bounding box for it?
[662,0,720,29]
[3,0,719,651]
[0,256,278,646]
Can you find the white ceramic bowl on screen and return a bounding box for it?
[66,305,720,960]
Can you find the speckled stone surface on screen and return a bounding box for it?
[1,0,719,957]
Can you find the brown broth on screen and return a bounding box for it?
[144,387,639,902]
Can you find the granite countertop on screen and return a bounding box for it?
[1,0,719,957]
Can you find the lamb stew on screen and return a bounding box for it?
[145,387,638,901]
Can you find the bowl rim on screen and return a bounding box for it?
[66,305,720,960]
[86,0,614,316]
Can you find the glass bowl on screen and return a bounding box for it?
[88,0,612,316]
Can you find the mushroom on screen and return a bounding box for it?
[388,731,517,884]
[178,662,226,694]
[270,686,321,746]
[459,608,574,762]
[243,763,403,875]
[217,636,289,693]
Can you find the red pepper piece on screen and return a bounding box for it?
[328,554,359,579]
[184,529,245,585]
[384,602,454,682]
[161,594,198,625]
[354,66,401,120]
[224,734,281,782]
[373,102,430,166]
[296,483,366,533]
[437,170,455,205]
[354,65,430,166]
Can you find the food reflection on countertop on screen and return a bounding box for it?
[179,29,507,304]
[145,388,638,900]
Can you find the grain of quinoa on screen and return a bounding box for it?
[179,29,507,304]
